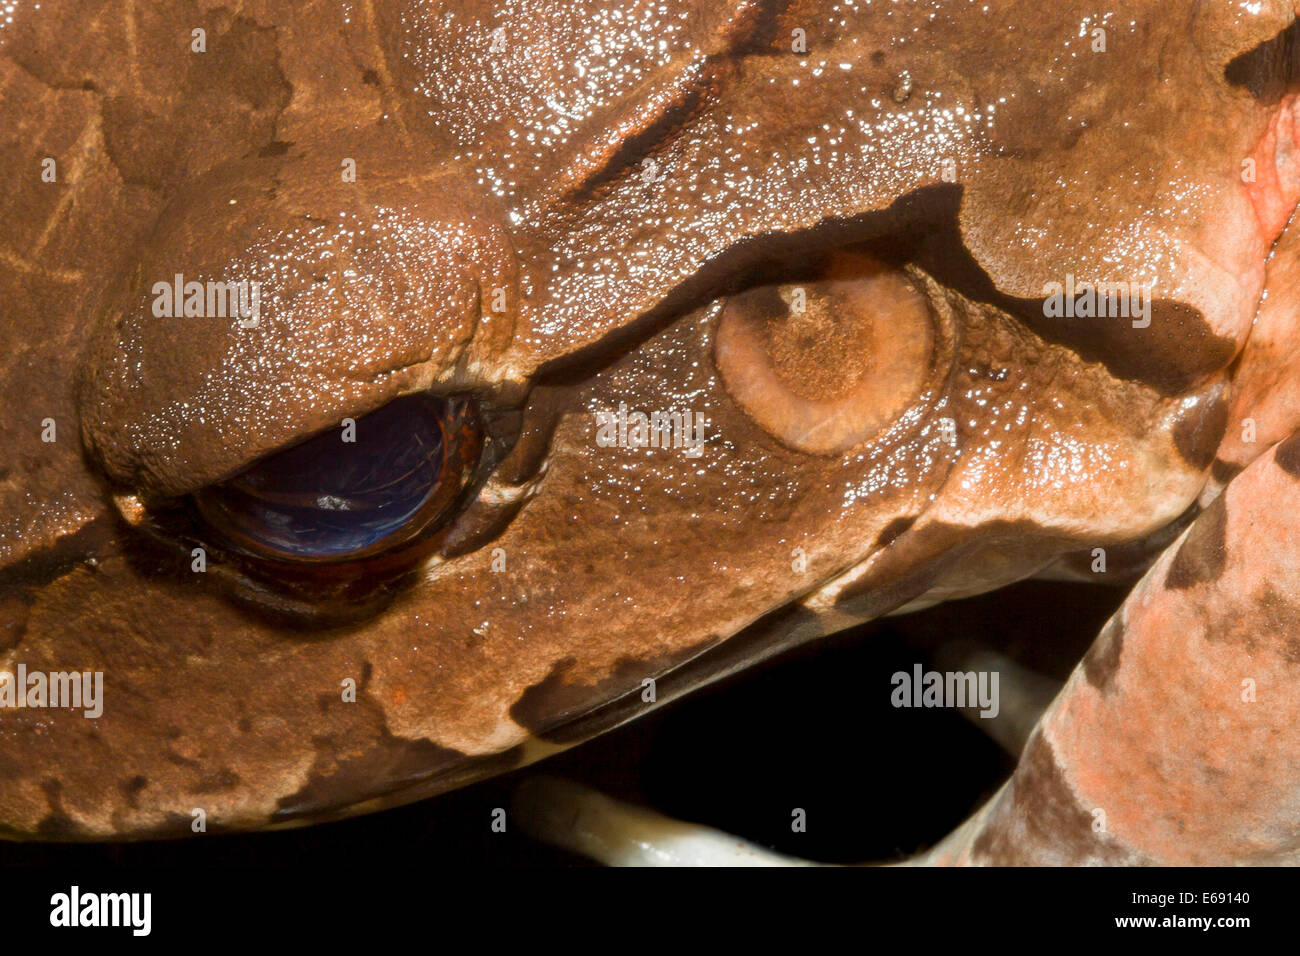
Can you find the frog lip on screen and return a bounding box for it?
[267,606,838,834]
[0,534,862,843]
[262,543,972,834]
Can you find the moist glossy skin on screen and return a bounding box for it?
[1,1,1299,861]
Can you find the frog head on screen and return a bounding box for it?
[1,0,1296,839]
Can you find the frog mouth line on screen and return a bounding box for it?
[259,602,838,835]
[260,522,1034,836]
[268,533,960,834]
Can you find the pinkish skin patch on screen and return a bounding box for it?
[1246,93,1300,245]
[1207,96,1300,483]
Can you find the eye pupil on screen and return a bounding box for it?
[194,394,474,560]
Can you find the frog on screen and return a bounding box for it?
[2,0,1299,866]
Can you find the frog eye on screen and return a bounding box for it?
[193,394,482,562]
[714,252,938,455]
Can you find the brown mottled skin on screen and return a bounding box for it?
[1,1,1299,863]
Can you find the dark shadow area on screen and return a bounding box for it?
[1226,19,1300,104]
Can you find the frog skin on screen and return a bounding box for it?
[2,0,1300,866]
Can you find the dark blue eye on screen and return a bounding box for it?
[194,394,480,561]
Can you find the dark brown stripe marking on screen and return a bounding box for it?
[1210,457,1243,486]
[1171,391,1228,470]
[873,515,917,550]
[971,731,1132,864]
[1274,432,1300,478]
[1164,496,1228,591]
[1082,616,1124,694]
